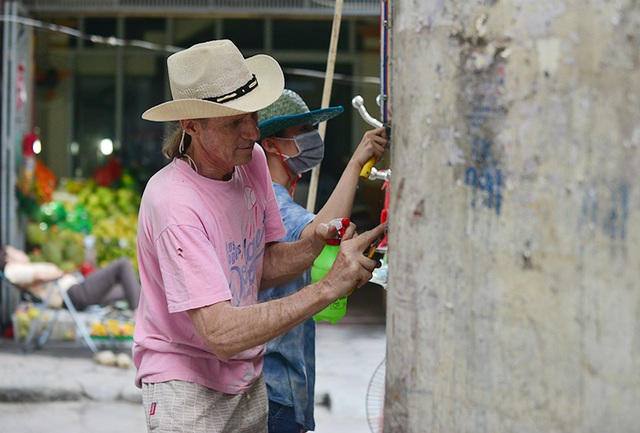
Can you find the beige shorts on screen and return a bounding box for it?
[142,375,268,433]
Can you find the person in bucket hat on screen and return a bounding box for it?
[133,40,388,432]
[258,89,344,195]
[257,89,387,432]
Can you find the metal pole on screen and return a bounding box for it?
[1,0,20,327]
[1,1,32,326]
[1,1,14,246]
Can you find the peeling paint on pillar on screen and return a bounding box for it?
[386,1,640,432]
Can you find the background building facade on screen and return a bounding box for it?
[1,0,388,325]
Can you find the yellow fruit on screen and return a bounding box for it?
[91,322,107,337]
[121,322,135,337]
[27,307,40,319]
[106,319,121,336]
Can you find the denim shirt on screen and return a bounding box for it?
[258,182,316,431]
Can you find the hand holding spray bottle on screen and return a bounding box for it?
[312,218,386,324]
[312,218,350,324]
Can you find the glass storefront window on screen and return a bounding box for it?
[173,19,217,48]
[123,55,168,184]
[221,19,264,50]
[75,18,118,49]
[74,76,115,178]
[273,19,346,51]
[124,17,166,42]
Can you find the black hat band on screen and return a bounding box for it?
[204,75,258,104]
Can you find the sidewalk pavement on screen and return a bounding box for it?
[0,318,386,433]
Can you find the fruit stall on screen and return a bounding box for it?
[11,130,138,269]
[11,155,141,343]
[24,176,140,273]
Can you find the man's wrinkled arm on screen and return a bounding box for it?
[260,236,324,290]
[190,223,386,361]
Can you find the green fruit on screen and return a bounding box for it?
[41,240,63,265]
[60,261,77,273]
[63,241,84,265]
[26,221,47,247]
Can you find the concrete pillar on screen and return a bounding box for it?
[386,1,640,432]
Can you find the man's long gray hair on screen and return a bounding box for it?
[162,123,193,160]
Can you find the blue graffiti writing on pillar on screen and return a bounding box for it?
[579,183,629,243]
[465,136,503,215]
[465,166,502,215]
[605,183,629,241]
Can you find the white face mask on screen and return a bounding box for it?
[278,130,325,174]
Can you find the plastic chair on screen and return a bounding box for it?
[1,270,98,354]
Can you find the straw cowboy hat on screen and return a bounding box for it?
[258,89,343,140]
[142,39,285,122]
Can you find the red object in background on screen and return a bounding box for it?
[34,159,57,203]
[3,325,14,339]
[94,156,123,187]
[80,261,96,276]
[22,132,38,157]
[20,132,58,203]
[16,63,25,110]
[17,133,38,199]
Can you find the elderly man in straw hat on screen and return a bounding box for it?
[257,89,387,432]
[133,39,387,432]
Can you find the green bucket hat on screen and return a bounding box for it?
[258,89,344,140]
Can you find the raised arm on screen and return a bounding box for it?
[300,126,387,239]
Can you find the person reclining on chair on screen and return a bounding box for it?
[1,245,141,318]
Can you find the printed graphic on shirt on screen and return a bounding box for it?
[227,186,266,307]
[244,186,257,210]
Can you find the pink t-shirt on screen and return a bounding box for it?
[133,145,286,394]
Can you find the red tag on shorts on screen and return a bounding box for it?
[150,402,157,416]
